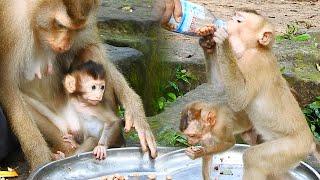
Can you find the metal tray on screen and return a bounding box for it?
[28,145,320,180]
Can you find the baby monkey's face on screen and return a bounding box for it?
[180,102,217,145]
[79,75,106,106]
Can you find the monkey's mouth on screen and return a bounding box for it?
[87,99,100,105]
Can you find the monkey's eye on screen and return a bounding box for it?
[237,20,242,23]
[55,19,67,29]
[92,85,96,90]
[101,85,105,90]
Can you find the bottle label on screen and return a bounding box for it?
[169,0,206,35]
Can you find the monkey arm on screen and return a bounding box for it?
[216,41,258,111]
[203,126,236,155]
[202,155,213,180]
[22,94,68,134]
[204,139,236,156]
[0,81,52,168]
[97,122,114,147]
[200,35,223,89]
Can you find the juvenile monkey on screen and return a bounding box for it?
[25,60,124,160]
[180,101,256,180]
[200,9,319,179]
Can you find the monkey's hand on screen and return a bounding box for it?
[52,151,66,161]
[213,27,228,45]
[196,25,215,37]
[63,133,79,150]
[125,111,157,158]
[93,145,107,160]
[199,34,215,54]
[185,146,206,160]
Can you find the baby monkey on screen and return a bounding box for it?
[25,60,123,160]
[180,101,257,180]
[62,60,123,160]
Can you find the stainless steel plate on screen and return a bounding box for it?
[28,145,320,180]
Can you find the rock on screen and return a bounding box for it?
[275,37,320,105]
[98,0,158,51]
[105,44,144,76]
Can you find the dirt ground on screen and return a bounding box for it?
[190,0,319,33]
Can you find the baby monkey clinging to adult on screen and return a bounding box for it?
[62,60,124,160]
[25,60,124,160]
[180,101,257,180]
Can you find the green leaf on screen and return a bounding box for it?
[303,109,312,116]
[168,81,179,92]
[275,35,285,42]
[308,101,320,110]
[292,34,311,42]
[167,92,177,102]
[315,109,320,118]
[181,76,191,84]
[157,97,166,110]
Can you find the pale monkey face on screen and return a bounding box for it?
[79,75,105,106]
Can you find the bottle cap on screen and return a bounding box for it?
[214,19,227,29]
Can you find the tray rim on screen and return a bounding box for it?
[27,145,320,179]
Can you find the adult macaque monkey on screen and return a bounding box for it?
[201,9,319,179]
[180,101,257,180]
[0,0,157,169]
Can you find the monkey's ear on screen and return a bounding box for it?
[64,75,76,93]
[258,31,273,47]
[206,112,216,126]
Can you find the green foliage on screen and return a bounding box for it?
[117,106,125,118]
[303,96,320,141]
[124,131,140,143]
[280,67,286,74]
[154,66,196,113]
[157,129,189,147]
[276,23,311,43]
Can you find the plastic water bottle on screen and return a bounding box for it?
[167,0,226,36]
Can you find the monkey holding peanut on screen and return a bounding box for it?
[180,101,258,180]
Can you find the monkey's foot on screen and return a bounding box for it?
[185,146,205,160]
[63,134,79,149]
[52,151,66,160]
[93,145,107,160]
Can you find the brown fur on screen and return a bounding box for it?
[181,101,255,180]
[0,0,156,170]
[205,10,316,179]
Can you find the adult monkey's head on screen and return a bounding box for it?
[227,9,275,50]
[31,0,101,54]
